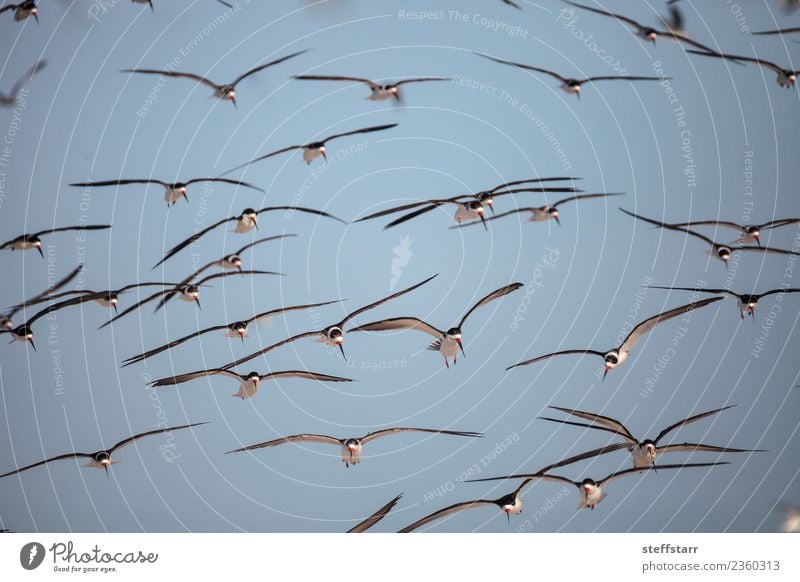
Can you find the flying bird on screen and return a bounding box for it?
[1,225,111,259]
[751,27,800,35]
[99,270,283,328]
[0,1,38,23]
[477,53,664,99]
[148,368,354,400]
[1,264,82,330]
[621,209,798,266]
[465,462,728,512]
[660,4,684,33]
[687,49,798,88]
[69,177,264,207]
[293,74,449,104]
[645,285,800,319]
[226,427,482,467]
[221,123,398,173]
[667,217,800,246]
[540,405,762,468]
[347,494,404,533]
[152,206,345,268]
[506,297,723,378]
[351,282,523,367]
[122,299,340,366]
[450,192,623,229]
[0,60,46,106]
[122,50,308,106]
[0,423,207,478]
[219,274,438,367]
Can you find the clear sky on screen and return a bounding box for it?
[0,0,798,533]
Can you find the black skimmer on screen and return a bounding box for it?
[152,234,295,311]
[660,4,684,33]
[478,53,664,100]
[540,404,762,468]
[356,181,580,230]
[562,1,726,53]
[1,224,111,259]
[450,192,623,229]
[347,494,403,533]
[148,368,353,400]
[0,1,38,23]
[226,427,482,467]
[219,274,438,367]
[122,299,340,366]
[152,205,345,268]
[99,270,283,328]
[69,177,264,207]
[221,123,398,173]
[351,282,523,367]
[621,208,799,266]
[645,285,800,319]
[507,296,723,378]
[1,264,82,330]
[668,217,800,247]
[0,422,207,478]
[293,75,448,104]
[122,50,308,107]
[687,49,798,88]
[0,59,46,106]
[466,462,728,512]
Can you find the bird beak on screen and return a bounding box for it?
[149,0,154,11]
[194,297,201,310]
[237,264,242,272]
[33,12,39,24]
[321,150,327,161]
[183,192,190,204]
[104,464,110,478]
[602,365,609,381]
[506,510,510,525]
[112,304,118,315]
[456,337,465,357]
[479,212,488,231]
[754,234,761,247]
[231,97,237,109]
[337,340,346,361]
[253,216,259,231]
[554,214,561,226]
[28,337,36,351]
[36,245,44,259]
[486,200,495,215]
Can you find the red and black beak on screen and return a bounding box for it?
[337,339,346,361]
[112,303,118,315]
[478,209,487,231]
[553,214,561,226]
[28,336,36,352]
[456,337,465,357]
[36,245,44,259]
[194,297,201,310]
[602,365,609,381]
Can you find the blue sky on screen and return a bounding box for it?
[0,0,799,532]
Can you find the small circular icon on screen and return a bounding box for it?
[19,542,46,570]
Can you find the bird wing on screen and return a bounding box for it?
[547,405,637,442]
[219,331,320,370]
[110,422,208,453]
[759,218,800,230]
[536,443,631,474]
[360,428,482,445]
[563,1,643,28]
[393,77,450,86]
[506,349,605,370]
[668,219,743,230]
[752,27,800,35]
[231,50,309,86]
[583,75,663,84]
[339,274,438,325]
[152,214,235,269]
[320,123,398,144]
[347,494,403,533]
[459,283,523,328]
[599,462,729,487]
[656,443,764,455]
[123,68,219,90]
[397,500,497,533]
[6,265,83,316]
[621,297,723,353]
[246,299,342,325]
[32,224,112,238]
[757,288,800,299]
[232,233,298,257]
[737,245,798,255]
[220,145,304,176]
[476,53,566,81]
[182,178,265,193]
[227,433,342,453]
[348,317,444,339]
[149,369,243,387]
[0,452,94,479]
[382,204,443,230]
[293,74,379,90]
[449,208,534,230]
[99,288,174,328]
[255,206,347,224]
[259,370,354,383]
[620,208,718,246]
[9,59,47,98]
[193,269,285,287]
[552,192,624,208]
[686,50,784,74]
[121,324,229,366]
[355,199,451,222]
[652,405,737,445]
[69,179,163,188]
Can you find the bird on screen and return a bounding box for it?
[500,0,521,8]
[666,218,800,247]
[122,299,341,366]
[0,59,46,106]
[122,50,308,107]
[450,193,623,229]
[539,404,762,468]
[292,75,449,104]
[226,427,482,467]
[0,422,207,478]
[687,49,798,88]
[0,1,38,24]
[660,4,684,33]
[562,1,726,53]
[8,281,185,316]
[147,368,354,400]
[644,285,800,319]
[69,177,264,207]
[350,282,523,368]
[464,462,728,512]
[356,183,580,230]
[347,494,403,533]
[751,27,800,35]
[477,53,664,99]
[99,270,283,328]
[506,297,723,378]
[1,264,82,330]
[621,209,799,266]
[152,234,295,311]
[221,123,398,173]
[131,0,154,11]
[1,225,111,259]
[152,205,345,268]
[219,274,439,367]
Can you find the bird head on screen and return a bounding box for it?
[446,327,465,355]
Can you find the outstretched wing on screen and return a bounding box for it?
[110,422,209,452]
[231,50,309,86]
[360,428,482,444]
[226,433,342,453]
[459,283,522,328]
[349,317,444,339]
[506,349,605,371]
[652,405,736,445]
[621,297,723,353]
[347,494,403,533]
